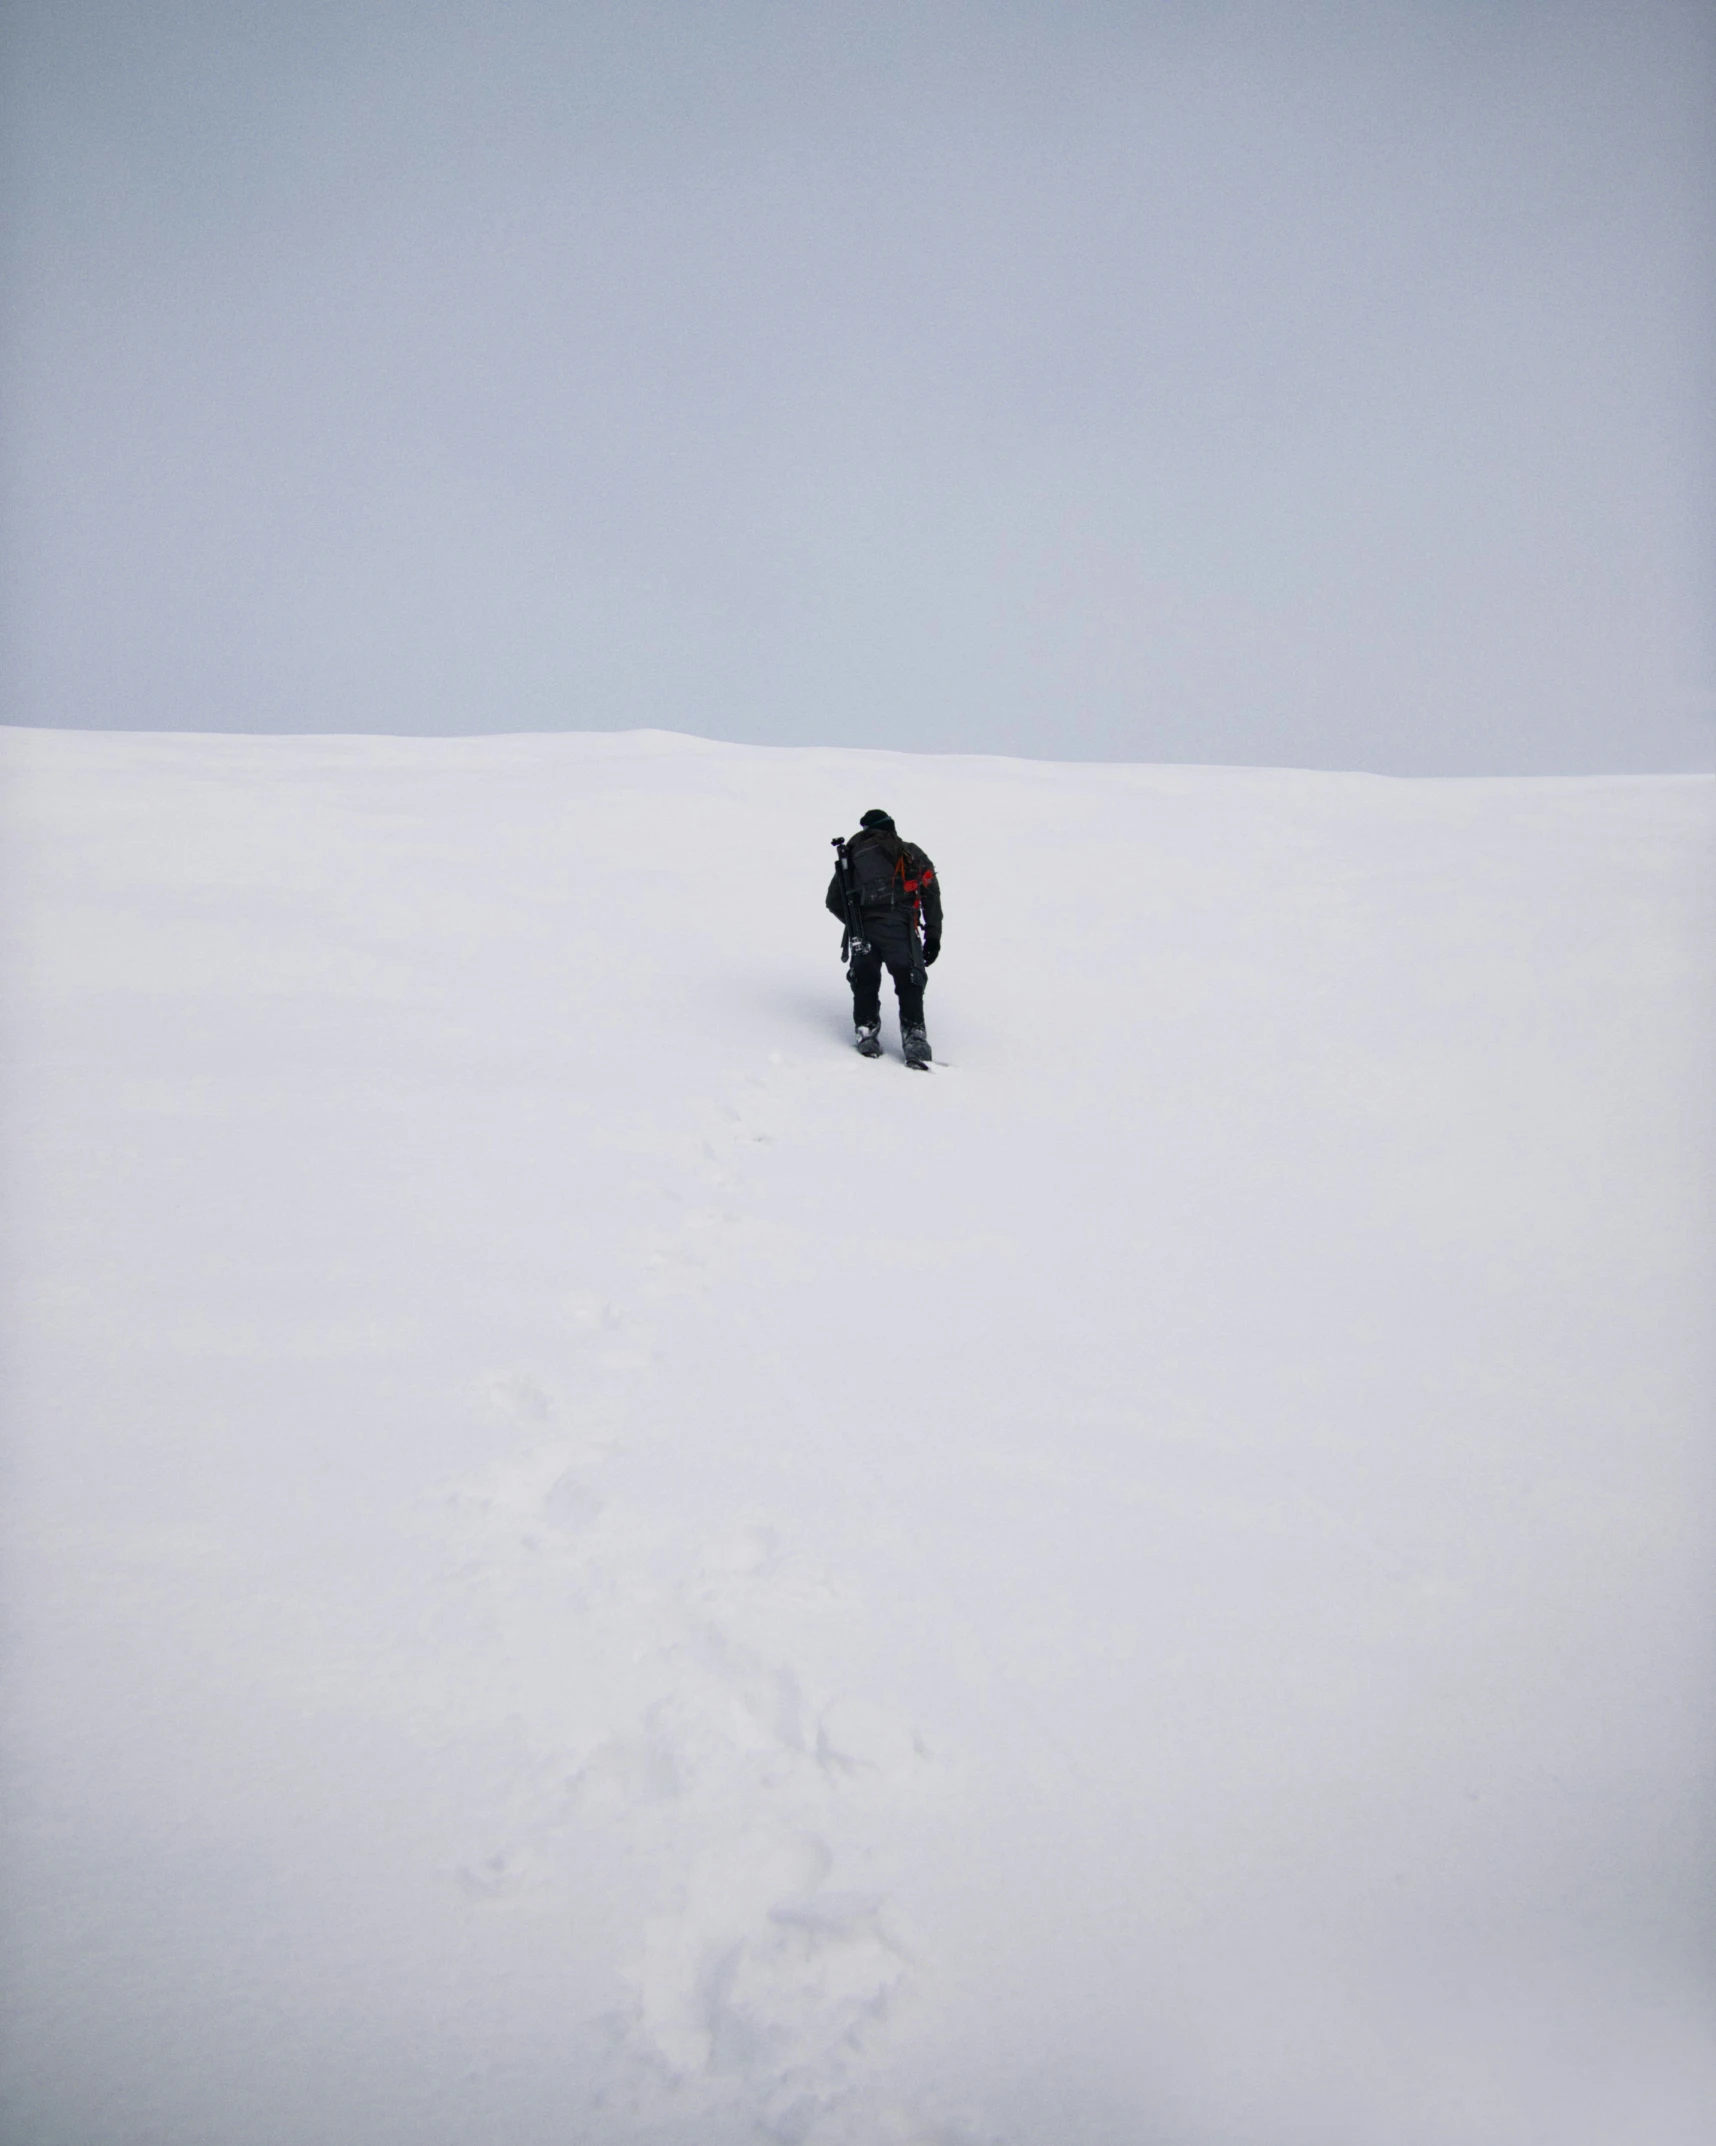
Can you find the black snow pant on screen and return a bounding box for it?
[849,911,926,1032]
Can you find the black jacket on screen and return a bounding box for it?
[826,828,943,943]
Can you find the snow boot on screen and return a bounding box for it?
[902,1026,932,1070]
[855,1023,883,1058]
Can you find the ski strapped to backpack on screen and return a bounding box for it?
[830,835,871,977]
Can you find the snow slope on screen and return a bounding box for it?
[1,728,1711,2145]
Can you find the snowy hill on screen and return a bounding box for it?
[1,728,1711,2145]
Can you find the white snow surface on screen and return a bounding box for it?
[1,727,1712,2146]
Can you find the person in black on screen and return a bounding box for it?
[825,808,943,1066]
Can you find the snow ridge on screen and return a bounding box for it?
[1,729,1711,2146]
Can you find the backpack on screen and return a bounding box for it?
[850,833,932,920]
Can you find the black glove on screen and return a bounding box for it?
[923,937,940,966]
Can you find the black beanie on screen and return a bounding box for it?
[859,808,895,830]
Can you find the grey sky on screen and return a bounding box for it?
[3,1,1711,772]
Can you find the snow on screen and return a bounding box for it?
[0,726,1711,2145]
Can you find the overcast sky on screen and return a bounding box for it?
[3,1,1711,772]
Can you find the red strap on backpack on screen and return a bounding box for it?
[898,855,933,923]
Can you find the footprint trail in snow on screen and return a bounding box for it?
[422,1058,977,2142]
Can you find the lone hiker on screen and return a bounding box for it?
[826,808,942,1068]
